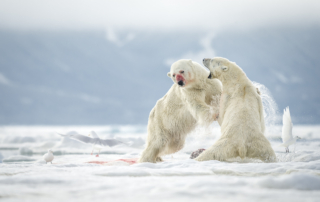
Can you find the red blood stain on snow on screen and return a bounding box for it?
[87,158,138,165]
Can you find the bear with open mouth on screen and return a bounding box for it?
[138,59,222,163]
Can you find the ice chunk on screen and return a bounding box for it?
[55,136,92,149]
[0,152,3,163]
[19,147,33,155]
[2,136,37,143]
[3,155,37,162]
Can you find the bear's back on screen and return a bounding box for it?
[221,84,263,136]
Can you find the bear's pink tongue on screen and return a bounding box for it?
[176,74,184,82]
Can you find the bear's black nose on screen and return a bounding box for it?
[203,58,205,62]
[178,80,184,86]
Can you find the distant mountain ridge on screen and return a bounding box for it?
[0,27,319,125]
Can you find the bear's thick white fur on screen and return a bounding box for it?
[138,59,222,163]
[196,57,276,162]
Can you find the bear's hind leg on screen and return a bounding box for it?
[247,138,276,162]
[195,140,237,161]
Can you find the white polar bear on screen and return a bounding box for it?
[196,57,276,162]
[138,59,222,163]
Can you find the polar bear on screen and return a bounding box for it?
[138,59,222,163]
[196,57,276,162]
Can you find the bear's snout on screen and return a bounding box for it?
[176,74,185,86]
[176,74,184,81]
[203,58,211,67]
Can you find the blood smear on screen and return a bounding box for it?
[88,158,138,165]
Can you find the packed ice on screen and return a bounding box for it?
[0,124,320,202]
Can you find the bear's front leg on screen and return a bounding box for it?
[138,146,159,163]
[210,94,221,123]
[156,157,163,162]
[185,91,215,126]
[138,139,165,163]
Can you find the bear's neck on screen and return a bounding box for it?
[218,71,252,94]
[184,78,206,90]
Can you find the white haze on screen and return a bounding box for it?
[0,0,319,31]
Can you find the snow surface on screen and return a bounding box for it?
[1,125,320,202]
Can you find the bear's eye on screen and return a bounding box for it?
[173,74,176,77]
[180,70,184,74]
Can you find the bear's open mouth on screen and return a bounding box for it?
[178,80,185,86]
[176,74,185,87]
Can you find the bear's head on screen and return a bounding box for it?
[167,59,209,88]
[202,57,231,79]
[203,57,247,84]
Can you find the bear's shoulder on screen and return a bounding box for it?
[157,84,182,104]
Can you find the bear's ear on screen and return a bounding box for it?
[221,66,228,72]
[188,59,193,66]
[167,72,171,77]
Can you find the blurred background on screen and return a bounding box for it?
[0,0,319,125]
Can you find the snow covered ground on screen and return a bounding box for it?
[1,125,320,202]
